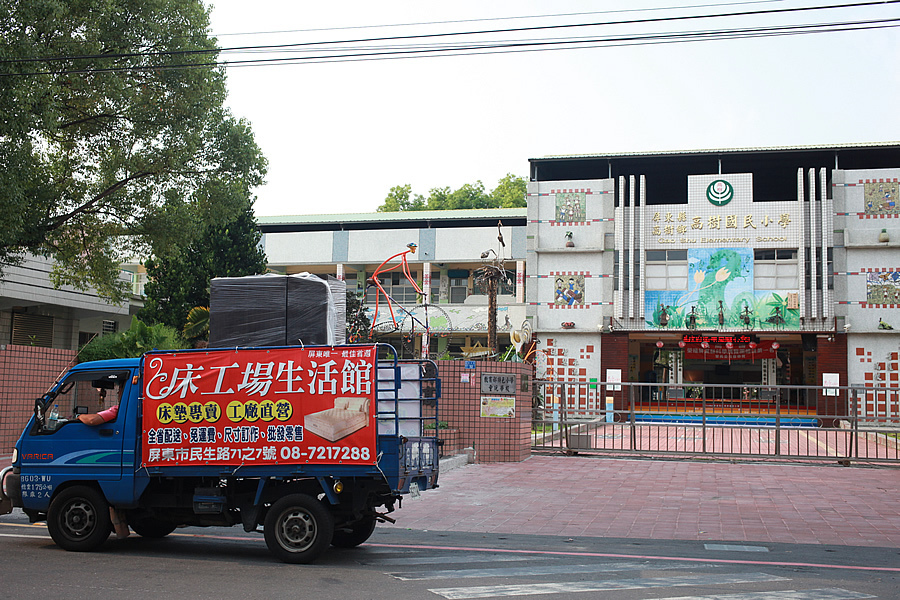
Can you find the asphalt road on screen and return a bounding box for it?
[1,508,897,600]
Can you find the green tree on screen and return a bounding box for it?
[377,184,425,212]
[140,202,268,334]
[376,174,526,212]
[77,316,187,362]
[346,291,372,343]
[491,173,527,208]
[0,0,266,301]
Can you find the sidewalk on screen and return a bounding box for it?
[406,454,900,548]
[5,453,898,548]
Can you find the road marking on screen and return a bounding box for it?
[661,590,874,600]
[392,561,721,580]
[373,554,558,566]
[705,544,770,552]
[0,532,51,540]
[367,542,900,573]
[428,572,788,599]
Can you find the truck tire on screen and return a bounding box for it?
[130,516,177,539]
[331,516,376,548]
[264,494,334,564]
[47,486,111,552]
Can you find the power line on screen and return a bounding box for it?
[6,17,895,78]
[0,1,896,77]
[209,0,790,37]
[1,0,895,66]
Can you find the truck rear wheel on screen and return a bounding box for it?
[331,516,377,548]
[264,494,333,564]
[47,486,111,552]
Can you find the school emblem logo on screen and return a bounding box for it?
[706,180,734,206]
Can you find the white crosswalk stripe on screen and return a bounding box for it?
[363,549,881,599]
[390,560,723,580]
[657,590,875,600]
[427,572,789,599]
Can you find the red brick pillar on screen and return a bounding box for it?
[815,334,848,427]
[600,333,630,411]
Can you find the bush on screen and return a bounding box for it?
[78,316,188,362]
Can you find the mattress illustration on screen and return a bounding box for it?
[304,397,370,442]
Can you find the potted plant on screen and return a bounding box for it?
[565,231,574,247]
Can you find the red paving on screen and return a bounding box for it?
[535,423,900,461]
[396,455,900,548]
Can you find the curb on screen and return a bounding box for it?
[439,447,475,474]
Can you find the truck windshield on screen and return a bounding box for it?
[48,370,130,422]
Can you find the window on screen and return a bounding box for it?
[11,312,53,347]
[645,250,688,290]
[470,270,516,297]
[365,272,420,305]
[613,251,629,291]
[755,249,798,290]
[35,370,128,434]
[803,247,833,290]
[449,277,468,303]
[102,320,119,334]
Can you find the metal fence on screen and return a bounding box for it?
[532,381,900,464]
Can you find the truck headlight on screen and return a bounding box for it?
[10,448,16,464]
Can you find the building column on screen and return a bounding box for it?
[516,260,525,303]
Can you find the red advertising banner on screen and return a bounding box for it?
[141,346,378,467]
[683,340,777,361]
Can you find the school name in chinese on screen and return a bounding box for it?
[649,211,794,245]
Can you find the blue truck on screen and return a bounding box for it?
[0,344,439,563]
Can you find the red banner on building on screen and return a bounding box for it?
[683,340,777,361]
[141,346,377,467]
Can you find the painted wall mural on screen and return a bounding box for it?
[864,180,899,215]
[553,275,585,306]
[867,271,900,304]
[645,247,800,330]
[555,192,586,222]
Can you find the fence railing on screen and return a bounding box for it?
[531,381,900,463]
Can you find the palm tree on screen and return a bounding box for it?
[183,306,210,343]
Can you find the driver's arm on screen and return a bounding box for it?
[75,404,118,426]
[75,413,107,426]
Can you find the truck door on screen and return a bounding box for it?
[21,370,131,493]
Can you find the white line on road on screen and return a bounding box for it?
[658,589,875,599]
[428,572,788,599]
[0,532,51,540]
[394,561,722,580]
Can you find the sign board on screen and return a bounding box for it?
[464,361,476,370]
[606,368,622,391]
[822,372,840,397]
[480,396,515,418]
[141,346,378,467]
[481,373,516,395]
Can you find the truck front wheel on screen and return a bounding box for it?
[264,494,333,564]
[47,486,111,552]
[331,516,377,548]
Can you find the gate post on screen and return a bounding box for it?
[774,395,781,455]
[851,387,859,459]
